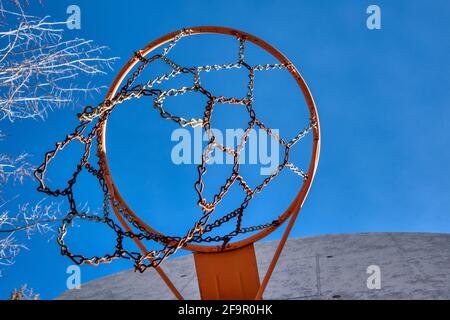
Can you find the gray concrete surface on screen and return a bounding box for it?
[57,232,450,300]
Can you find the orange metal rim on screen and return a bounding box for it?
[97,26,321,253]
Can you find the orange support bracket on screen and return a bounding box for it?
[194,244,261,300]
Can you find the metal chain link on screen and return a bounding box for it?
[35,29,315,271]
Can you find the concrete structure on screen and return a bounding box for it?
[57,232,450,299]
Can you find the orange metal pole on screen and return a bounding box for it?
[194,244,260,300]
[254,200,302,300]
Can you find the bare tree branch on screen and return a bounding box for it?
[0,6,118,121]
[9,284,40,299]
[0,0,116,277]
[0,200,62,266]
[0,152,34,190]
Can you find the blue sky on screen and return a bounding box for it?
[1,0,450,299]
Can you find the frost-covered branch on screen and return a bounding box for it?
[0,152,34,189]
[0,199,62,267]
[0,1,116,277]
[0,6,118,121]
[0,233,25,266]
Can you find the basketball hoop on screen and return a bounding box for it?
[35,26,320,300]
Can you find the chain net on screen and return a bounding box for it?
[34,29,316,272]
